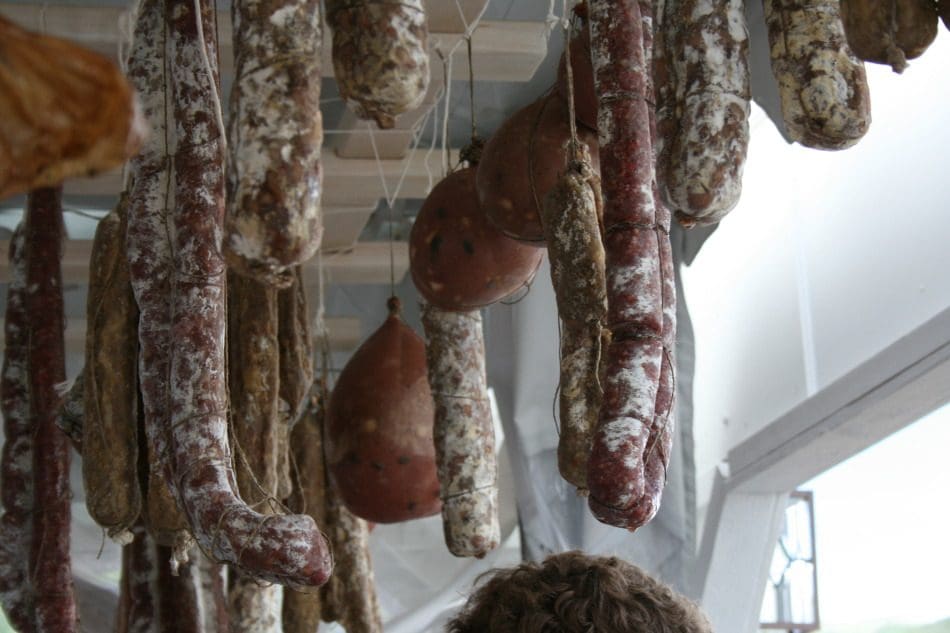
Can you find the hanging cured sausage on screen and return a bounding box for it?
[225,0,324,287]
[326,0,430,128]
[326,298,441,524]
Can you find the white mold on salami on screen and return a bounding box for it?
[226,0,324,287]
[167,0,331,588]
[658,0,751,226]
[326,0,429,129]
[422,305,499,558]
[763,0,871,150]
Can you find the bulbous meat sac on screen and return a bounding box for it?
[326,0,429,129]
[656,0,751,227]
[326,298,441,524]
[477,94,600,243]
[0,15,145,199]
[422,305,500,558]
[225,0,324,288]
[763,0,871,150]
[410,166,544,311]
[539,145,608,492]
[840,0,938,73]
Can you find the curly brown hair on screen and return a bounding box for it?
[446,551,712,633]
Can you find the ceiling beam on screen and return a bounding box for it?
[0,4,546,83]
[61,149,457,204]
[0,239,408,286]
[0,316,362,356]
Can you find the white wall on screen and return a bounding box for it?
[683,30,950,517]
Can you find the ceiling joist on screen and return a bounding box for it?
[0,4,547,83]
[0,239,408,287]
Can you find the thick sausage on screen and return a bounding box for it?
[586,0,673,531]
[326,0,429,128]
[422,305,500,558]
[224,0,324,287]
[538,144,608,491]
[763,0,871,149]
[165,0,331,587]
[656,0,751,226]
[83,193,142,534]
[125,0,189,546]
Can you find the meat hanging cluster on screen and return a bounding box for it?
[3,0,947,628]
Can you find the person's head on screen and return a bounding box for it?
[446,550,713,633]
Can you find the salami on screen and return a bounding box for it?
[282,390,326,633]
[840,0,938,73]
[198,555,230,633]
[125,0,189,545]
[276,268,314,501]
[24,186,79,632]
[586,0,672,530]
[0,225,36,633]
[322,471,382,633]
[326,0,429,128]
[228,576,280,633]
[118,524,158,633]
[422,305,499,558]
[84,193,142,535]
[539,144,608,491]
[763,0,871,149]
[0,16,146,198]
[228,272,281,509]
[166,0,331,587]
[656,0,750,226]
[225,0,324,287]
[155,545,202,633]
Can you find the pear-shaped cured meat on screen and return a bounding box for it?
[476,94,599,243]
[326,298,441,523]
[410,166,543,311]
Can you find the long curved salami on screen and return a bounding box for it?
[166,0,331,587]
[125,0,189,544]
[586,0,671,531]
[225,0,324,287]
[656,0,750,226]
[0,226,36,632]
[24,186,79,632]
[422,305,499,558]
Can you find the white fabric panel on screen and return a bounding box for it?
[685,31,950,526]
[484,254,695,592]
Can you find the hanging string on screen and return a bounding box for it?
[562,0,581,162]
[467,36,477,143]
[193,0,227,158]
[435,47,453,177]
